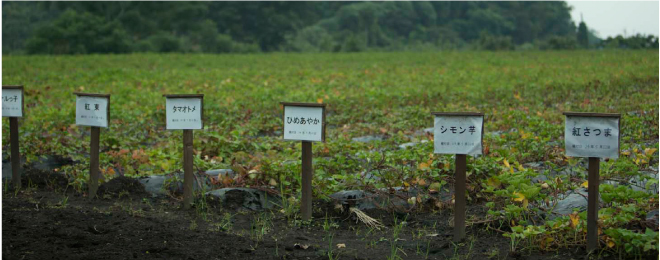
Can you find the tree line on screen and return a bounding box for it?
[2,1,657,55]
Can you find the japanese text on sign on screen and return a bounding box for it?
[166,98,202,130]
[283,106,323,142]
[76,96,109,127]
[434,116,483,155]
[2,88,22,117]
[565,116,619,158]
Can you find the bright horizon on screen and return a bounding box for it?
[567,1,659,38]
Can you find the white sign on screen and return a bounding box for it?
[565,116,619,159]
[2,88,23,117]
[76,96,109,127]
[166,97,203,130]
[434,115,483,155]
[283,105,324,142]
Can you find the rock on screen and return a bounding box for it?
[550,189,590,215]
[32,155,74,171]
[398,140,428,150]
[139,173,212,197]
[646,209,658,227]
[206,188,280,210]
[486,131,505,138]
[138,175,168,197]
[352,135,385,143]
[329,189,412,212]
[330,190,376,210]
[205,169,234,178]
[523,162,544,169]
[531,174,548,183]
[398,142,418,150]
[423,127,434,134]
[628,171,659,194]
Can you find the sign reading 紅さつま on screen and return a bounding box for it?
[282,103,325,142]
[2,86,23,117]
[165,95,204,130]
[433,112,484,155]
[564,112,620,159]
[75,93,110,128]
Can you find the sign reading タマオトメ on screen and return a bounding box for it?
[75,93,110,128]
[433,112,484,155]
[564,112,620,159]
[282,102,325,142]
[165,94,204,130]
[2,86,23,117]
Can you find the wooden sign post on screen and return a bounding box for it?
[74,93,110,199]
[563,112,620,252]
[431,112,484,242]
[164,94,204,209]
[281,102,326,221]
[3,85,24,189]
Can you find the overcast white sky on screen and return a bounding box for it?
[566,1,659,38]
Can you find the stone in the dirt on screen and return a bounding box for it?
[550,189,590,215]
[352,135,385,143]
[646,209,658,227]
[138,173,212,197]
[627,171,658,194]
[530,174,548,183]
[32,155,74,172]
[398,140,428,150]
[138,175,168,197]
[206,188,280,210]
[205,169,234,178]
[329,189,412,212]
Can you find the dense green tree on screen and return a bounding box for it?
[10,1,650,54]
[577,21,589,48]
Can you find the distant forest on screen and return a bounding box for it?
[3,1,658,54]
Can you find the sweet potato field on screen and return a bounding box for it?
[2,51,659,259]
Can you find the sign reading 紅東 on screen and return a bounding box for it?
[165,94,204,130]
[75,93,110,128]
[281,102,325,142]
[433,112,484,155]
[2,86,23,117]
[564,112,620,159]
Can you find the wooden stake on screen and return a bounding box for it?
[10,117,20,189]
[301,141,313,221]
[89,126,100,199]
[454,154,467,242]
[587,157,600,251]
[183,129,194,209]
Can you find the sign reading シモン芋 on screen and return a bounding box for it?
[281,102,325,142]
[75,93,110,128]
[564,112,620,159]
[432,112,484,155]
[164,94,204,130]
[2,86,23,117]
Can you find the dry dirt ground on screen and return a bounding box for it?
[2,168,629,260]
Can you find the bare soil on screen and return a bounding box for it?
[2,168,631,260]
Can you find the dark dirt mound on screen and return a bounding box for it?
[98,176,148,198]
[21,168,69,189]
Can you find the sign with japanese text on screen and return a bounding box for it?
[165,95,203,130]
[433,112,484,155]
[75,94,110,128]
[564,113,620,159]
[2,86,23,117]
[282,103,325,142]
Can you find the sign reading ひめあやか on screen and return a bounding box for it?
[2,86,23,117]
[433,112,484,155]
[165,95,203,130]
[282,102,325,142]
[564,112,620,159]
[75,93,110,128]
